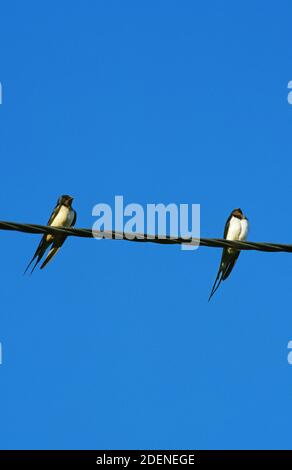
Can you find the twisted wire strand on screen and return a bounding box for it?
[0,220,291,253]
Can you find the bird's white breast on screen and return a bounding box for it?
[239,218,248,241]
[50,205,73,227]
[226,216,248,241]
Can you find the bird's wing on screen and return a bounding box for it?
[40,240,65,270]
[47,204,60,226]
[72,209,77,226]
[40,246,60,270]
[223,213,233,238]
[221,251,240,281]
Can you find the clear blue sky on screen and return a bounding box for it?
[0,1,292,450]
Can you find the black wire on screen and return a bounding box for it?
[0,220,291,253]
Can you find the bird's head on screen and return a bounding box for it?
[231,208,245,219]
[58,194,74,207]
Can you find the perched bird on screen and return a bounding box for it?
[208,208,248,301]
[24,195,77,274]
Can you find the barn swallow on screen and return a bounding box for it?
[208,208,248,301]
[24,195,77,274]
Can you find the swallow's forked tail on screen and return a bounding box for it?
[208,268,224,302]
[208,254,238,301]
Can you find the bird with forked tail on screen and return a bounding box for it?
[24,194,77,274]
[208,208,248,301]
